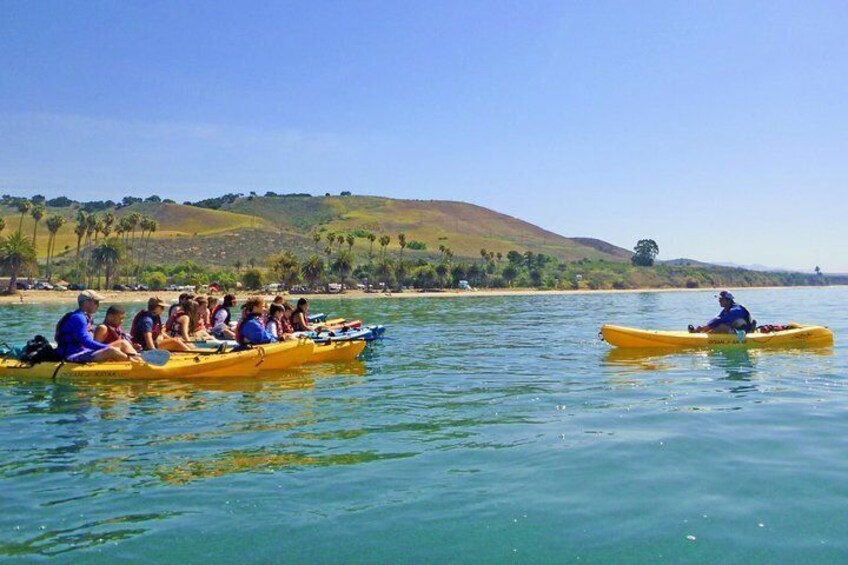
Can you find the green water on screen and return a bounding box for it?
[1,287,846,563]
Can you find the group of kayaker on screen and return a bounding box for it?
[54,290,319,364]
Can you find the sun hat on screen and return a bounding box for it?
[148,296,167,309]
[78,290,106,304]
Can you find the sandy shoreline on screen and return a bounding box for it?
[2,285,843,305]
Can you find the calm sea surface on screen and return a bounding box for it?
[1,287,846,563]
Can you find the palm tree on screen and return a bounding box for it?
[312,230,322,252]
[379,235,390,262]
[234,260,243,274]
[346,233,355,253]
[15,200,32,233]
[0,231,36,293]
[126,212,142,263]
[45,214,66,281]
[398,233,407,263]
[269,251,301,289]
[0,217,5,235]
[102,211,115,236]
[74,211,88,260]
[336,234,344,251]
[30,204,45,250]
[91,238,123,290]
[326,231,336,248]
[367,232,376,262]
[302,254,325,289]
[139,217,158,282]
[332,250,354,289]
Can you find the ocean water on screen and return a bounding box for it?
[1,287,846,563]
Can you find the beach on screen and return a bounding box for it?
[1,284,838,305]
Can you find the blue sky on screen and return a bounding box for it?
[2,1,847,271]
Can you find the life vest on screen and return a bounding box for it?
[211,305,231,327]
[130,310,161,348]
[165,308,186,337]
[101,324,130,344]
[737,304,755,332]
[265,318,281,337]
[291,310,309,332]
[54,311,76,344]
[280,314,294,334]
[235,313,261,346]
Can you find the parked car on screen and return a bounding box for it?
[53,284,68,291]
[112,284,130,291]
[137,284,149,292]
[68,283,86,291]
[34,282,54,290]
[15,281,32,290]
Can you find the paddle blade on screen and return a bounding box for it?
[141,350,171,366]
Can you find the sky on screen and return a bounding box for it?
[1,1,847,271]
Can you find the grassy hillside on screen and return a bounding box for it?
[221,195,628,263]
[3,194,636,267]
[1,202,269,257]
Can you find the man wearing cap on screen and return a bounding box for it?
[130,297,192,352]
[55,291,139,363]
[692,291,755,334]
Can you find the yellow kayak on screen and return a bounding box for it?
[601,324,834,349]
[308,340,367,364]
[0,341,312,381]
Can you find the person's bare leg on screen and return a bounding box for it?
[91,347,131,363]
[158,337,193,352]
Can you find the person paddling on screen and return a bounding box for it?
[691,290,756,334]
[55,291,139,363]
[130,297,192,351]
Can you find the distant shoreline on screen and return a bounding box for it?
[2,285,844,306]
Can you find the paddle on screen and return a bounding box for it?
[140,350,171,366]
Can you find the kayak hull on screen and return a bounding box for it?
[601,324,834,349]
[309,340,367,363]
[255,339,315,370]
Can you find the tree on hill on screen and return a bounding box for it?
[366,232,377,263]
[15,199,31,233]
[45,214,66,281]
[631,239,659,267]
[302,255,325,290]
[379,235,390,262]
[269,251,301,289]
[241,268,263,290]
[0,231,36,293]
[30,204,45,251]
[91,238,123,289]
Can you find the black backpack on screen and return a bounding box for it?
[20,335,61,364]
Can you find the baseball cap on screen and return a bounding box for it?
[716,290,735,301]
[78,290,106,304]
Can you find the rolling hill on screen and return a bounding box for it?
[2,194,633,267]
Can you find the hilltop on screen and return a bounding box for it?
[2,193,632,267]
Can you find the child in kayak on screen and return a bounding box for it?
[691,291,756,334]
[235,297,276,345]
[265,304,294,341]
[93,305,134,345]
[55,291,139,363]
[210,294,237,340]
[291,298,314,332]
[130,297,193,351]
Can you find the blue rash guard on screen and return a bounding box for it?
[238,314,276,345]
[707,304,751,330]
[55,310,110,362]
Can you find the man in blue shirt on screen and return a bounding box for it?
[693,291,755,334]
[55,291,139,363]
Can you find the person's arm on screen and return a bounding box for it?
[69,314,109,350]
[93,324,108,343]
[178,315,191,341]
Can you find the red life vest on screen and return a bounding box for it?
[130,310,161,348]
[165,308,186,337]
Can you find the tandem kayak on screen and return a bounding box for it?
[600,324,834,349]
[0,341,313,381]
